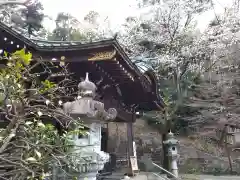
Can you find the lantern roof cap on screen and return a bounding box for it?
[78,73,97,96]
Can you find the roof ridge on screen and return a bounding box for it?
[0,21,116,48]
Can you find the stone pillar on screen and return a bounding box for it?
[163,131,179,178]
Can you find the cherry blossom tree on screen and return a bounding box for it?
[118,0,211,134]
[188,7,240,135]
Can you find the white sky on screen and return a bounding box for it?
[196,0,234,31]
[40,0,234,32]
[41,0,138,31]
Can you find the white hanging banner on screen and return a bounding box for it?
[133,141,137,157]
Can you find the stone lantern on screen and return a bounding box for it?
[163,131,179,178]
[64,72,117,120]
[61,72,117,180]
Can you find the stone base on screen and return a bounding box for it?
[78,172,98,180]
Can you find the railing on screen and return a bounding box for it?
[140,155,180,180]
[152,162,179,180]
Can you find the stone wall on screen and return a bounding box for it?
[107,122,127,155]
[179,144,240,174]
[106,119,240,174]
[107,119,163,167]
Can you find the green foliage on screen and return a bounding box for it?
[0,49,31,103]
[23,120,83,160]
[143,111,165,131]
[40,80,56,93]
[180,159,202,174]
[47,29,88,41]
[47,11,105,41]
[0,50,86,180]
[13,49,32,66]
[47,12,89,41]
[69,30,88,41]
[143,61,202,133]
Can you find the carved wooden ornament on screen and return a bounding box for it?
[88,50,116,61]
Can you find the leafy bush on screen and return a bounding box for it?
[0,49,85,180]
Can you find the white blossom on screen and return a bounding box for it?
[45,99,50,105]
[37,111,43,117]
[37,122,45,128]
[58,100,63,105]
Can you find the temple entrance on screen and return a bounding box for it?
[101,127,108,152]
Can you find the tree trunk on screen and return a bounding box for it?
[162,110,171,171]
[162,133,169,171]
[225,135,233,174]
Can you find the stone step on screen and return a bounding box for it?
[98,172,168,180]
[97,172,125,180]
[130,172,168,180]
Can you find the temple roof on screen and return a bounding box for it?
[0,22,165,118]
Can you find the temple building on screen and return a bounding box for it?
[0,21,165,178]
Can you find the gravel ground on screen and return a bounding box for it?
[181,174,240,180]
[130,173,240,180]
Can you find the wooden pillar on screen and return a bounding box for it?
[127,112,136,176]
[127,121,134,156]
[162,133,169,170]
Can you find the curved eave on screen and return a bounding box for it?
[0,22,165,111]
[112,41,165,111]
[135,70,165,111]
[0,23,36,48]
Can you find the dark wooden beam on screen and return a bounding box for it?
[100,97,133,122]
[116,107,135,122]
